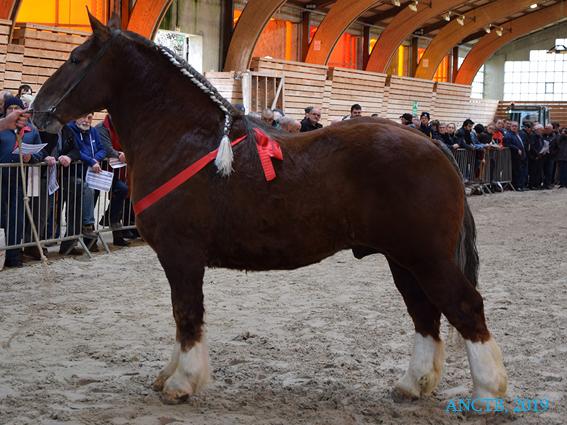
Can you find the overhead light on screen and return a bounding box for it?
[391,0,401,6]
[442,11,452,22]
[484,26,491,34]
[530,3,538,9]
[456,15,465,26]
[495,27,503,37]
[408,0,419,12]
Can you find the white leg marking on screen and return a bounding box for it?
[153,342,181,391]
[395,333,445,398]
[163,334,210,399]
[465,337,508,398]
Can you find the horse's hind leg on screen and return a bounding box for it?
[153,251,210,403]
[413,259,507,399]
[387,258,445,399]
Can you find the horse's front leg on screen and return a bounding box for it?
[153,249,210,403]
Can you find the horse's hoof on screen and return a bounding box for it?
[152,375,167,392]
[160,390,190,405]
[392,384,419,402]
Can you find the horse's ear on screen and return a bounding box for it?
[87,8,111,41]
[108,12,121,31]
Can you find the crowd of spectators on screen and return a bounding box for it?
[0,86,138,268]
[2,90,567,269]
[246,103,567,193]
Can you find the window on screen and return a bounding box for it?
[503,38,567,100]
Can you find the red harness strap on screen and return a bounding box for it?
[133,129,283,215]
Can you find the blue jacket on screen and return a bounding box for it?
[68,122,106,166]
[0,124,44,164]
[504,130,526,160]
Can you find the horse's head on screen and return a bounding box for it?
[32,12,121,133]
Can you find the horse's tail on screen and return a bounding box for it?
[433,141,479,287]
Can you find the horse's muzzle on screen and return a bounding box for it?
[32,111,63,134]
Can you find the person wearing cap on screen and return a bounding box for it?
[419,112,433,138]
[400,113,415,128]
[0,96,44,267]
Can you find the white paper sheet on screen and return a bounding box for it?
[109,158,127,169]
[86,169,114,192]
[12,143,48,155]
[26,167,41,197]
[48,165,59,195]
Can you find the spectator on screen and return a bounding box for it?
[233,103,245,114]
[491,121,505,148]
[273,108,284,127]
[343,104,362,120]
[419,112,433,138]
[261,108,275,127]
[528,124,545,189]
[430,120,441,140]
[0,90,13,116]
[504,121,526,190]
[400,113,415,128]
[551,129,567,187]
[96,115,131,246]
[519,122,533,189]
[438,122,458,150]
[300,107,322,132]
[474,123,491,145]
[455,119,475,150]
[0,96,44,267]
[69,113,106,252]
[16,84,33,99]
[279,116,301,133]
[41,125,84,255]
[542,124,556,189]
[446,122,457,139]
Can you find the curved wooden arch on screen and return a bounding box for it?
[127,0,173,38]
[223,0,286,71]
[415,0,537,80]
[365,0,467,73]
[0,0,19,20]
[456,3,567,85]
[305,0,379,65]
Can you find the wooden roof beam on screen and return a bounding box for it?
[127,0,173,38]
[223,0,286,71]
[456,2,567,85]
[365,0,468,73]
[415,0,543,80]
[305,0,381,65]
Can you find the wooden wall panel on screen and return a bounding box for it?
[250,57,329,122]
[327,67,387,121]
[382,75,435,121]
[432,82,472,123]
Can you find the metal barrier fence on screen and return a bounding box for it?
[453,147,514,193]
[0,159,136,261]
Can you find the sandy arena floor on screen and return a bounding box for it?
[1,189,566,425]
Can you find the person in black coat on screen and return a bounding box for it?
[504,121,526,190]
[300,107,323,132]
[418,112,433,138]
[455,119,475,150]
[550,129,567,187]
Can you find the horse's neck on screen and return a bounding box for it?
[108,44,224,162]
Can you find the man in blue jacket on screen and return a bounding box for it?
[504,121,526,191]
[68,113,106,251]
[0,96,44,267]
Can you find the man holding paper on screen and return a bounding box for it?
[69,113,106,252]
[0,96,45,267]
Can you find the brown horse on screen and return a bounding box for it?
[32,14,507,404]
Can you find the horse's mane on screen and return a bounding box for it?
[120,29,237,132]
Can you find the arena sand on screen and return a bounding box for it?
[1,189,566,425]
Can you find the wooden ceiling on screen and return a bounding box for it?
[287,0,561,43]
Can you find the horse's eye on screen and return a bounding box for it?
[70,56,80,65]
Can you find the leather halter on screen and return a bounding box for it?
[32,30,119,116]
